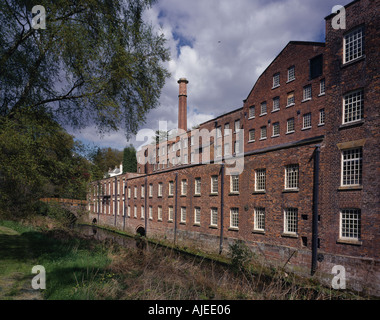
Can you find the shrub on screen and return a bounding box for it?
[228,240,253,273]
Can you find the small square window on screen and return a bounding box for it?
[287,66,295,82]
[303,85,312,101]
[344,27,364,64]
[260,126,267,140]
[260,102,267,115]
[210,208,218,227]
[273,73,280,88]
[287,92,295,107]
[249,106,255,119]
[343,89,363,124]
[273,97,280,112]
[287,118,295,133]
[303,113,312,129]
[272,122,280,136]
[249,129,255,142]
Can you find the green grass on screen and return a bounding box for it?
[0,220,111,300]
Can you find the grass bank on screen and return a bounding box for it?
[0,218,364,300]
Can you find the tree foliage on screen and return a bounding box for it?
[90,147,123,179]
[0,0,170,135]
[0,111,94,216]
[122,144,137,173]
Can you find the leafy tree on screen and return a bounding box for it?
[0,110,94,216]
[89,147,123,179]
[122,144,137,173]
[0,0,170,136]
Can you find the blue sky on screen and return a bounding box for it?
[70,0,352,151]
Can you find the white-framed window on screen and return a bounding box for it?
[180,207,186,223]
[194,207,201,225]
[285,164,299,190]
[169,181,174,196]
[141,205,144,219]
[134,205,137,218]
[273,73,280,88]
[287,66,295,82]
[168,206,173,222]
[340,209,361,241]
[343,27,364,64]
[230,175,239,193]
[303,113,312,129]
[149,206,153,220]
[255,169,266,192]
[134,186,137,198]
[141,185,145,198]
[128,187,131,199]
[260,126,267,140]
[190,135,195,146]
[319,79,325,95]
[343,89,363,124]
[287,118,295,133]
[127,205,130,217]
[260,102,267,115]
[341,147,362,186]
[272,122,280,137]
[249,129,255,142]
[284,208,298,234]
[303,85,312,101]
[224,123,230,136]
[254,207,265,231]
[211,175,218,194]
[287,91,295,107]
[195,177,201,195]
[249,105,255,119]
[149,184,153,197]
[211,208,218,227]
[158,206,162,221]
[230,208,239,229]
[319,109,325,125]
[272,96,280,112]
[181,179,187,196]
[158,182,163,197]
[234,119,240,133]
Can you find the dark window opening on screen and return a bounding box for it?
[310,54,323,79]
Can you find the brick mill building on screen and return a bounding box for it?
[88,0,380,295]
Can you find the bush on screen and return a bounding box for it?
[228,240,253,273]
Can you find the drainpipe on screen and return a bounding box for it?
[219,164,225,254]
[97,182,100,223]
[144,176,147,235]
[123,181,127,231]
[174,172,178,245]
[311,145,320,275]
[113,177,117,226]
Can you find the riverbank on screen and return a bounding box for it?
[0,218,366,300]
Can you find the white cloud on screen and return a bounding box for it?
[73,0,352,150]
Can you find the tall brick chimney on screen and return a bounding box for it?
[177,78,188,132]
